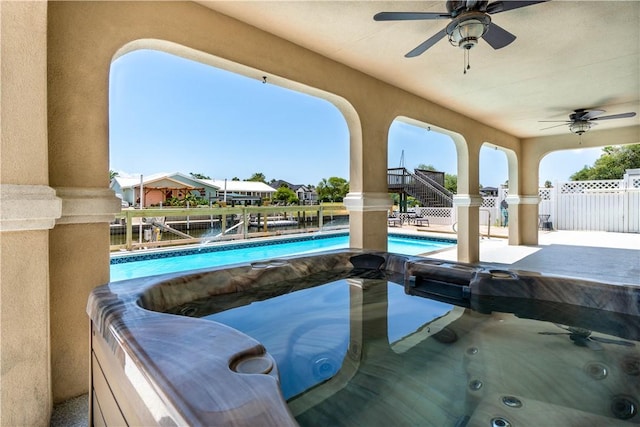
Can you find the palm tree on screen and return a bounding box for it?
[317,177,349,202]
[247,172,267,183]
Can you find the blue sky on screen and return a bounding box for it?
[109,49,602,188]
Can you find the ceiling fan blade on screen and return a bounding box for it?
[590,336,636,347]
[405,28,448,57]
[540,123,569,131]
[486,1,549,14]
[576,109,605,120]
[590,112,637,121]
[482,22,516,49]
[374,11,451,21]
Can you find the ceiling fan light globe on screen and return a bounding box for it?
[570,121,591,135]
[448,17,488,49]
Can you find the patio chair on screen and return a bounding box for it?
[538,214,552,231]
[415,215,429,227]
[388,214,402,227]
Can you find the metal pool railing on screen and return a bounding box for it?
[109,204,349,252]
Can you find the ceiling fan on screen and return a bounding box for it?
[540,109,637,135]
[373,0,548,71]
[538,324,635,351]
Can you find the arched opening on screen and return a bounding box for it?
[108,45,357,248]
[110,48,349,185]
[479,143,511,232]
[539,147,602,186]
[387,118,458,229]
[538,145,639,232]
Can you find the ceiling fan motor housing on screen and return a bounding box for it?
[447,0,490,17]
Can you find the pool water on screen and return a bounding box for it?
[167,273,640,426]
[110,234,455,281]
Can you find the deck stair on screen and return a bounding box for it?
[388,167,453,207]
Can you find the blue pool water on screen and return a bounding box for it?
[110,233,455,282]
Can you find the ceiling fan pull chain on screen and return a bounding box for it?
[463,49,471,74]
[463,49,467,74]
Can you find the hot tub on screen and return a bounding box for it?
[88,250,640,426]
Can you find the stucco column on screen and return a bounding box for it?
[520,137,545,246]
[506,194,539,245]
[49,190,120,402]
[344,117,392,251]
[47,3,121,403]
[343,194,392,251]
[453,194,483,263]
[0,2,57,425]
[453,133,482,263]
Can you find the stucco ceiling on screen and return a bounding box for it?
[199,1,639,139]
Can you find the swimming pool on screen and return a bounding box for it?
[110,233,456,281]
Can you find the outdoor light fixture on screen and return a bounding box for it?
[447,13,490,74]
[448,16,489,50]
[569,121,591,135]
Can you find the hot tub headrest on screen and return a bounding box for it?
[404,260,480,306]
[349,254,387,279]
[349,254,386,270]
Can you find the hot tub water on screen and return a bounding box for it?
[165,267,640,426]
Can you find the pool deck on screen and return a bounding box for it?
[51,227,639,426]
[393,224,640,287]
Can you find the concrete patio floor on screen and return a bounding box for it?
[51,228,639,426]
[393,225,640,286]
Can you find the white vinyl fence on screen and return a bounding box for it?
[416,207,457,226]
[414,169,640,233]
[540,171,640,233]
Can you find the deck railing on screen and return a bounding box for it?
[110,204,348,252]
[388,167,453,207]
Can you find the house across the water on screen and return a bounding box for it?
[110,173,277,207]
[269,179,318,204]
